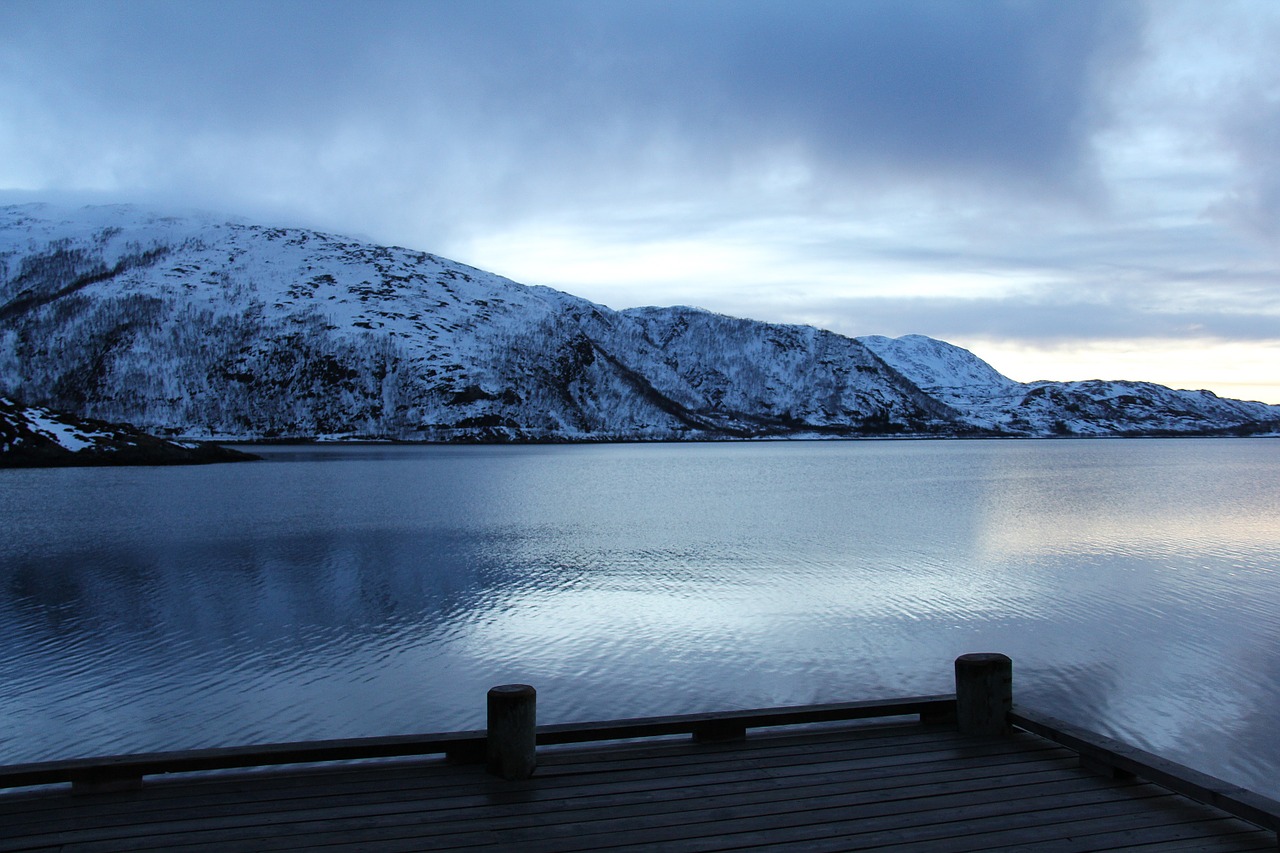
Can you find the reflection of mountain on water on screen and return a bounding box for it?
[2,440,1279,802]
[1,523,561,758]
[4,526,528,655]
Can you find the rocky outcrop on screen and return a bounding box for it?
[0,398,257,467]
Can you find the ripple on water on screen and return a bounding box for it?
[2,440,1279,801]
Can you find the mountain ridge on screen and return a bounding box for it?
[2,203,1276,442]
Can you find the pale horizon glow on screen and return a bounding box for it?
[960,339,1280,405]
[1,0,1277,403]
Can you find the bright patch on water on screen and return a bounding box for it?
[1,439,1278,798]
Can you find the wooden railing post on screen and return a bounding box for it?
[955,653,1012,737]
[487,684,536,779]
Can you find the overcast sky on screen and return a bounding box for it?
[2,0,1278,402]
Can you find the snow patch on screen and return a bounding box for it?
[21,407,111,452]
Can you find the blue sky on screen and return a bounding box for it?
[2,0,1278,401]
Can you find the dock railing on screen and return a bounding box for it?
[0,693,957,794]
[3,653,1279,841]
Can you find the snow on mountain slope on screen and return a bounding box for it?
[2,203,1276,440]
[618,307,960,435]
[0,204,958,440]
[857,335,1019,396]
[860,334,1280,436]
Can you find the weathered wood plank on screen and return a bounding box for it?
[0,719,994,825]
[0,694,955,792]
[534,694,956,745]
[517,793,1197,853]
[747,819,1276,853]
[976,818,1278,853]
[1,750,1078,851]
[0,725,1055,829]
[0,732,1044,835]
[1,745,1070,843]
[1012,707,1280,833]
[2,700,1274,853]
[56,777,1157,853]
[889,814,1275,853]
[0,742,1100,845]
[0,729,487,790]
[32,756,1107,852]
[301,789,1179,853]
[1092,829,1280,852]
[532,729,1060,781]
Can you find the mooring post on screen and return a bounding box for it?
[487,684,537,779]
[955,653,1012,737]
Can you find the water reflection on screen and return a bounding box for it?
[1,439,1278,800]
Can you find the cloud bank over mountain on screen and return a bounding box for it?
[1,1,1277,401]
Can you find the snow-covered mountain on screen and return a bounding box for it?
[859,335,1280,436]
[1,203,1276,441]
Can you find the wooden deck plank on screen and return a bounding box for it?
[526,795,1209,853]
[2,755,1087,852]
[0,778,1228,850]
[0,695,955,792]
[484,788,1177,853]
[1013,708,1280,834]
[746,821,1277,853]
[42,761,1112,852]
[0,729,1029,812]
[0,730,1065,834]
[977,818,1279,853]
[892,815,1277,853]
[0,722,969,816]
[52,779,1163,853]
[5,768,1172,850]
[1090,828,1280,852]
[0,748,1080,844]
[0,721,1272,853]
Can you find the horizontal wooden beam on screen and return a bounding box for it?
[535,695,957,745]
[1010,707,1280,833]
[5,677,1278,844]
[0,729,487,791]
[0,694,955,791]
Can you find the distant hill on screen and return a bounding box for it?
[0,397,257,467]
[858,335,1280,437]
[2,203,1276,441]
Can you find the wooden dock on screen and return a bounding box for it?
[2,655,1277,851]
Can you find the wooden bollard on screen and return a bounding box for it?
[955,653,1012,737]
[487,684,536,779]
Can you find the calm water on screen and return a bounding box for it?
[2,439,1278,796]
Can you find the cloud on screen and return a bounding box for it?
[1101,1,1280,250]
[0,0,1146,241]
[800,293,1280,345]
[1218,98,1280,243]
[1,0,1278,402]
[685,1,1140,194]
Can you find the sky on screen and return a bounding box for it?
[2,0,1278,403]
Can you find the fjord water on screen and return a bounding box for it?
[2,440,1278,796]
